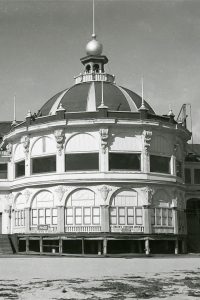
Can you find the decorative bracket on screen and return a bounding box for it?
[54,129,65,155]
[143,130,152,154]
[100,128,109,154]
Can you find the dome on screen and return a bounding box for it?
[39,82,155,116]
[86,36,103,56]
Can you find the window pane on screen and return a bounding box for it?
[52,216,57,225]
[32,156,56,174]
[15,160,25,178]
[150,155,170,174]
[194,169,200,184]
[93,207,100,216]
[45,216,51,225]
[66,208,73,225]
[109,153,141,171]
[93,216,100,225]
[75,216,82,225]
[110,216,117,225]
[151,209,155,225]
[185,168,191,184]
[65,153,99,171]
[45,209,51,217]
[52,208,57,217]
[0,163,7,179]
[156,208,161,225]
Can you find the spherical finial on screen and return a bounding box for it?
[86,36,103,56]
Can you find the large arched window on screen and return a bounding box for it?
[65,134,99,171]
[151,190,173,227]
[65,189,100,228]
[31,191,57,226]
[14,194,25,227]
[31,137,56,174]
[110,190,142,226]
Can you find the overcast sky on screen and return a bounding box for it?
[0,0,200,142]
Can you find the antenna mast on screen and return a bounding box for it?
[92,0,95,37]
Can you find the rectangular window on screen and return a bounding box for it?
[151,209,155,225]
[156,208,162,225]
[110,207,117,225]
[0,163,7,179]
[185,168,191,184]
[176,160,182,178]
[65,153,99,171]
[32,156,56,174]
[75,207,82,225]
[32,209,37,225]
[162,208,167,226]
[15,160,25,178]
[135,208,143,225]
[194,169,200,184]
[127,207,134,225]
[150,155,170,174]
[83,207,91,225]
[52,208,57,225]
[45,208,51,225]
[66,207,73,225]
[38,209,45,225]
[168,209,173,226]
[118,207,125,225]
[92,207,100,225]
[109,153,141,171]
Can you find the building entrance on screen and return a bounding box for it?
[186,198,200,252]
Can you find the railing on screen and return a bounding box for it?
[30,226,57,233]
[65,226,101,233]
[110,225,144,233]
[74,72,115,84]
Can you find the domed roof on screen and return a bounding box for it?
[39,82,155,116]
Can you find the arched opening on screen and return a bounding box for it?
[93,64,99,73]
[86,64,91,73]
[186,198,200,252]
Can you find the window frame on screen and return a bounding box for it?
[109,152,141,171]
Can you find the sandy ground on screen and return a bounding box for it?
[0,255,200,299]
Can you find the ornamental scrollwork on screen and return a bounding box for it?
[21,135,30,158]
[100,128,109,154]
[98,185,111,202]
[6,143,12,155]
[143,130,152,154]
[54,129,65,155]
[142,186,155,206]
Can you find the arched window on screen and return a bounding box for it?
[31,191,57,226]
[31,137,56,174]
[15,194,25,227]
[151,190,173,227]
[93,64,99,73]
[110,190,142,226]
[65,189,100,227]
[65,134,99,171]
[86,65,91,73]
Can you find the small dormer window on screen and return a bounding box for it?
[86,65,91,73]
[93,64,99,73]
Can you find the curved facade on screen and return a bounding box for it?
[0,34,194,255]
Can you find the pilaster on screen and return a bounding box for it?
[100,205,110,232]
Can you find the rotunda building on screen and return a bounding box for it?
[0,34,191,255]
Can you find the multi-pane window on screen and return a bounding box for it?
[31,208,58,226]
[31,191,56,226]
[65,207,100,226]
[150,155,171,174]
[151,208,173,226]
[110,207,143,226]
[65,153,99,171]
[15,210,25,226]
[0,163,7,179]
[15,160,25,178]
[109,153,141,171]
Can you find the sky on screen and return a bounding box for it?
[0,0,200,142]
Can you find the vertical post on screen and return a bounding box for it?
[103,238,107,255]
[145,238,150,255]
[57,206,65,233]
[25,208,30,234]
[173,208,178,234]
[98,240,102,255]
[182,239,187,254]
[101,205,110,232]
[59,237,62,255]
[82,238,85,255]
[39,236,43,254]
[175,239,179,255]
[143,206,152,234]
[26,237,29,254]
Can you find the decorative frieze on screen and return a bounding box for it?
[100,128,109,154]
[55,185,67,202]
[54,129,65,155]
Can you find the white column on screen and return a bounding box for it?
[57,151,65,173]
